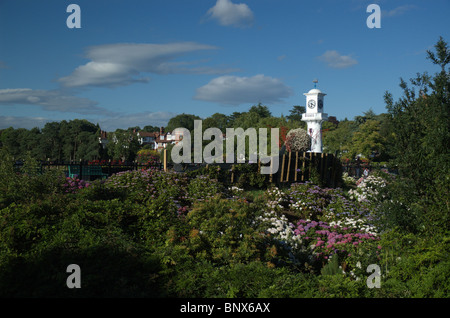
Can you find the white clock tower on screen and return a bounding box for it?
[301,80,328,153]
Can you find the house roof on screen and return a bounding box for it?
[138,131,159,138]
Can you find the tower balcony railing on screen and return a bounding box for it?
[301,113,328,121]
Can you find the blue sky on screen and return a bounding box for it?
[1,0,449,131]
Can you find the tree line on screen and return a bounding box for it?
[0,104,391,164]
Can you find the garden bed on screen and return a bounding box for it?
[0,157,448,298]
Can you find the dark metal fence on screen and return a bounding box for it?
[341,163,398,179]
[13,160,163,181]
[12,154,398,187]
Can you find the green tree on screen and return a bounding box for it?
[228,112,242,126]
[384,36,449,194]
[59,119,99,161]
[323,120,357,158]
[349,119,386,160]
[107,129,140,162]
[41,121,63,161]
[165,113,201,132]
[202,113,230,132]
[142,125,160,133]
[248,103,271,118]
[287,105,306,122]
[232,111,261,129]
[383,36,449,235]
[0,127,21,158]
[354,109,377,126]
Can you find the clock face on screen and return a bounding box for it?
[318,100,323,110]
[308,100,316,109]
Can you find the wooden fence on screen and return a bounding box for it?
[275,151,341,187]
[162,149,342,188]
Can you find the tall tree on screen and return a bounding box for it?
[202,113,230,132]
[165,113,201,132]
[349,119,386,160]
[287,105,306,122]
[143,125,160,133]
[248,103,271,118]
[384,36,450,194]
[107,129,140,162]
[41,122,63,161]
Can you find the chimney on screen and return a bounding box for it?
[160,127,164,135]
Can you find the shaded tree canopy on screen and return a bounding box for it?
[165,113,202,132]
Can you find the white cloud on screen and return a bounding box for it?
[0,111,177,131]
[58,42,235,88]
[383,5,417,17]
[0,115,51,129]
[194,74,293,105]
[95,111,177,131]
[0,88,110,115]
[317,50,358,69]
[206,0,254,28]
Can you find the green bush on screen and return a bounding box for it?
[166,260,317,298]
[0,243,164,298]
[187,175,224,203]
[161,197,272,267]
[0,145,447,298]
[0,150,66,209]
[373,229,450,297]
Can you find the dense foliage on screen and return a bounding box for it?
[0,151,447,297]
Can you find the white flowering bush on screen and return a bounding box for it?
[285,128,311,152]
[328,217,378,236]
[342,172,356,186]
[264,186,287,212]
[260,210,301,249]
[228,186,244,197]
[348,175,386,203]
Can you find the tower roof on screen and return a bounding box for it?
[303,88,326,96]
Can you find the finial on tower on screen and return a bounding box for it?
[313,79,318,89]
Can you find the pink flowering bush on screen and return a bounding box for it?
[293,219,380,271]
[62,176,90,193]
[260,182,381,276]
[104,168,190,207]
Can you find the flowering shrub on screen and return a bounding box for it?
[258,210,303,265]
[284,128,311,152]
[163,197,271,266]
[258,182,381,275]
[0,147,446,297]
[88,159,124,166]
[265,187,288,212]
[62,176,90,193]
[342,172,356,186]
[293,219,379,263]
[348,175,387,203]
[104,168,189,208]
[228,186,244,198]
[285,183,331,219]
[187,175,224,203]
[136,149,160,166]
[265,182,375,225]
